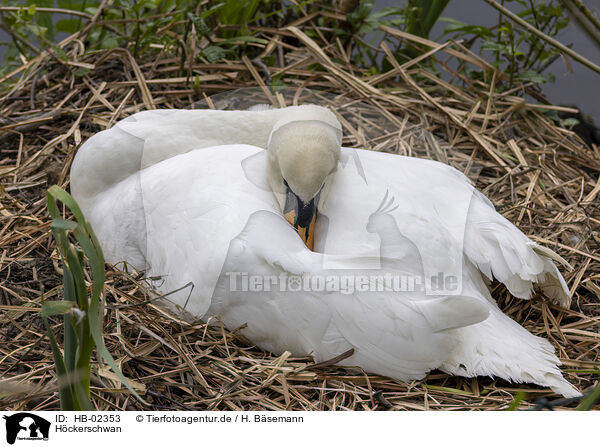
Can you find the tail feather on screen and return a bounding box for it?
[464,190,571,307]
[441,306,580,397]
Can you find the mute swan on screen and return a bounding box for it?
[70,105,580,397]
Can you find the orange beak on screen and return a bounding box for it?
[285,208,316,251]
[283,187,318,251]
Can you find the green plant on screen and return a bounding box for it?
[44,186,139,410]
[214,0,261,36]
[506,391,526,410]
[1,0,192,75]
[404,0,450,39]
[341,0,449,72]
[0,1,589,118]
[577,381,600,410]
[0,0,300,75]
[340,1,403,71]
[443,0,570,87]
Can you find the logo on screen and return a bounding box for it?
[3,413,50,445]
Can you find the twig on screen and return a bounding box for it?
[483,0,600,75]
[0,6,92,19]
[560,0,600,50]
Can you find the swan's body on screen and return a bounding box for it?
[71,106,579,397]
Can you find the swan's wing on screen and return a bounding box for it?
[209,209,490,382]
[116,109,278,167]
[329,148,571,306]
[71,105,340,212]
[325,291,489,380]
[71,125,145,203]
[77,144,277,317]
[71,109,277,201]
[321,149,474,295]
[227,210,578,395]
[463,189,571,306]
[208,210,330,356]
[81,171,148,271]
[442,304,580,397]
[438,261,580,397]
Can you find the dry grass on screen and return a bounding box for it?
[1,9,599,411]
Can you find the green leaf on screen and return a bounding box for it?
[47,186,87,222]
[56,18,81,34]
[42,301,76,317]
[25,23,48,37]
[100,37,119,50]
[51,45,68,61]
[188,14,210,37]
[506,392,526,410]
[46,186,145,404]
[43,318,75,410]
[51,218,78,231]
[515,70,547,84]
[481,40,510,54]
[560,118,580,127]
[200,2,226,19]
[270,74,286,91]
[577,383,600,410]
[202,46,225,62]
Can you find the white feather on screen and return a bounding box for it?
[70,106,579,396]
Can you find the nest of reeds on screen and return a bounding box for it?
[1,8,599,411]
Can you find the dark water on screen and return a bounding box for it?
[375,0,600,124]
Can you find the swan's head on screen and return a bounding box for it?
[267,114,342,250]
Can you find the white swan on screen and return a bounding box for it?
[70,105,579,397]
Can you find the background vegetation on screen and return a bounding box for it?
[0,1,591,85]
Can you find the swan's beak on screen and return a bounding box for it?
[283,186,317,251]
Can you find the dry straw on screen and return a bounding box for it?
[0,6,599,410]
